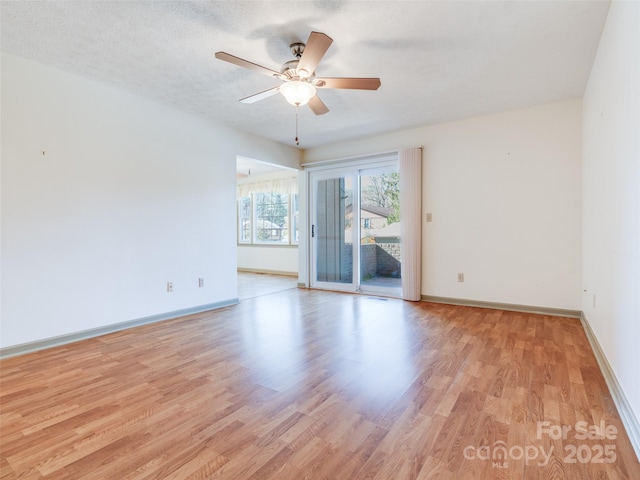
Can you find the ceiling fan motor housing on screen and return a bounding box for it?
[281,59,303,78]
[280,62,324,86]
[282,42,311,79]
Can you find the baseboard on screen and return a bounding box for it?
[0,299,239,360]
[237,268,298,277]
[297,282,307,288]
[421,295,581,318]
[580,312,640,461]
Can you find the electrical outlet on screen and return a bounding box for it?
[593,294,596,309]
[426,213,433,222]
[198,278,204,288]
[458,273,464,282]
[167,282,173,293]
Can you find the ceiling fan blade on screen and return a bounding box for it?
[215,52,284,79]
[316,77,381,90]
[297,32,333,75]
[308,95,329,115]
[239,86,281,104]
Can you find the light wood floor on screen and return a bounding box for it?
[1,289,639,479]
[237,271,297,300]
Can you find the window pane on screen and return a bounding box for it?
[315,176,353,284]
[238,197,251,243]
[360,170,401,290]
[254,192,289,244]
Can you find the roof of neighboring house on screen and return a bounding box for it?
[362,205,394,218]
[260,220,283,229]
[346,204,394,218]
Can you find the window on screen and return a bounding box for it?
[238,197,252,243]
[291,193,299,244]
[238,179,299,245]
[255,192,289,243]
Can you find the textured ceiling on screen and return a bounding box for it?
[1,1,610,149]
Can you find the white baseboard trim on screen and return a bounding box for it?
[580,312,640,461]
[421,295,581,318]
[237,268,298,277]
[0,299,239,360]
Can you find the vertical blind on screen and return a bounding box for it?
[399,147,423,301]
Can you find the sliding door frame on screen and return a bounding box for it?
[305,153,400,297]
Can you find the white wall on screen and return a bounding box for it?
[582,0,640,431]
[0,53,300,349]
[304,99,583,310]
[237,246,298,275]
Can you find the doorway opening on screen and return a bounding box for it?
[236,156,299,299]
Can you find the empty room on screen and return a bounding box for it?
[1,1,639,479]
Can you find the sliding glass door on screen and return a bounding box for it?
[310,162,401,297]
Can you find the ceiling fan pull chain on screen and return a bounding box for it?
[295,107,300,146]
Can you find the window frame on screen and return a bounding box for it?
[237,196,252,244]
[237,192,299,247]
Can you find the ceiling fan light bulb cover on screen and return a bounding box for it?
[280,81,316,106]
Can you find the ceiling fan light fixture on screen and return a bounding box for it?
[279,81,316,106]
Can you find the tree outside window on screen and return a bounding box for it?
[362,172,400,224]
[255,192,289,243]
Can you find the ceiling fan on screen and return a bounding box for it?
[215,31,381,115]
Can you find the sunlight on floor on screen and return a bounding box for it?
[237,271,298,300]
